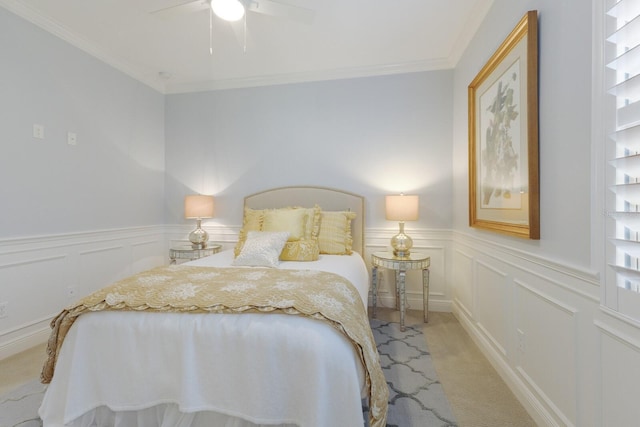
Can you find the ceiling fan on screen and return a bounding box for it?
[151,0,314,25]
[151,0,314,53]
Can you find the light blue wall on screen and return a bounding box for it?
[0,8,166,239]
[165,71,454,230]
[452,0,593,268]
[0,0,592,265]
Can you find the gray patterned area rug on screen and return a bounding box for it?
[364,319,458,427]
[0,379,45,427]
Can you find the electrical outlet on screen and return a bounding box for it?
[517,329,526,352]
[0,302,8,319]
[67,132,77,146]
[33,124,44,139]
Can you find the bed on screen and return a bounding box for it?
[38,186,388,427]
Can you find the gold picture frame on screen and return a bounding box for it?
[468,10,539,239]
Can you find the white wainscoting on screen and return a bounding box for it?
[8,224,640,427]
[595,316,640,426]
[452,231,640,427]
[0,226,166,360]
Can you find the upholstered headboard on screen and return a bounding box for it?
[244,186,365,255]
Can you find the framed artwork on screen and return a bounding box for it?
[468,10,539,239]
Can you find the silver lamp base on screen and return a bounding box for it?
[189,219,209,249]
[391,222,413,258]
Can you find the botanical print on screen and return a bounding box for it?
[479,59,522,209]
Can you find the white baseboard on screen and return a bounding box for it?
[0,323,50,360]
[452,299,560,427]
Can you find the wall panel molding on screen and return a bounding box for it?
[515,366,575,427]
[595,319,640,352]
[0,226,166,359]
[597,320,640,426]
[474,259,509,356]
[79,245,125,256]
[0,254,67,269]
[515,279,578,426]
[454,231,600,287]
[453,298,559,427]
[516,279,579,315]
[452,233,603,427]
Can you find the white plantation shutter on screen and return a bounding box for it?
[605,0,640,319]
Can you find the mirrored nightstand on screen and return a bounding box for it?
[169,244,221,264]
[371,251,430,331]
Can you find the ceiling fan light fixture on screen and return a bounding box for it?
[211,0,245,22]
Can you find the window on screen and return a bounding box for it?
[603,0,640,320]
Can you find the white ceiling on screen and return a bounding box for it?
[1,0,494,94]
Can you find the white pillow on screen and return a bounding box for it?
[232,231,290,268]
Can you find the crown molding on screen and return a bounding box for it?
[1,0,456,94]
[2,0,490,94]
[164,58,454,94]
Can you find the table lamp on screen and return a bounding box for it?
[385,194,419,257]
[185,195,214,249]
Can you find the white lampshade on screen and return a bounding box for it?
[211,0,245,22]
[184,195,214,219]
[184,195,214,249]
[385,195,419,221]
[385,194,419,257]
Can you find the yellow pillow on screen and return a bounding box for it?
[262,208,307,241]
[234,206,321,258]
[318,211,357,255]
[280,239,320,261]
[234,207,265,257]
[304,205,320,239]
[243,207,263,231]
[278,205,321,261]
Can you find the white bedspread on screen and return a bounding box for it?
[39,251,371,427]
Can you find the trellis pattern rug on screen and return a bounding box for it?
[0,379,45,427]
[365,319,458,427]
[1,320,457,427]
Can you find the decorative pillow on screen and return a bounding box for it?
[303,205,321,240]
[317,211,356,255]
[232,231,290,268]
[234,207,265,257]
[234,205,321,259]
[242,207,264,231]
[262,208,307,241]
[280,239,320,261]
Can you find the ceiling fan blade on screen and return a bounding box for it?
[150,0,210,19]
[247,0,314,24]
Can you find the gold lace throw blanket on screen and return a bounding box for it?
[41,265,388,427]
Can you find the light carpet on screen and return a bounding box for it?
[1,320,456,427]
